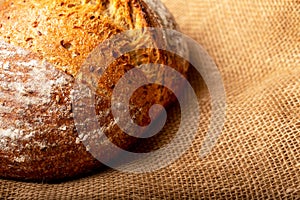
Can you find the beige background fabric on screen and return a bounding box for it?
[1,0,300,199]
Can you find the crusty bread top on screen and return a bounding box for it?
[0,0,159,76]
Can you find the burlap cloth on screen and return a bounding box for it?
[1,0,299,199]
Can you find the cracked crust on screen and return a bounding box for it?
[0,0,189,181]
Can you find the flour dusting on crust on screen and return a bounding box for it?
[0,41,73,153]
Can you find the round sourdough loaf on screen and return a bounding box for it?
[0,0,188,181]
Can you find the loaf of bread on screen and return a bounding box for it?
[0,0,188,181]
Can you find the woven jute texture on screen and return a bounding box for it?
[1,0,299,199]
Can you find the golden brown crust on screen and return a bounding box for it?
[0,0,189,181]
[0,0,157,76]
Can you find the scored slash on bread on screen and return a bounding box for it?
[0,0,189,181]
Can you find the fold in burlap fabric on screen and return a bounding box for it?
[1,0,299,199]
